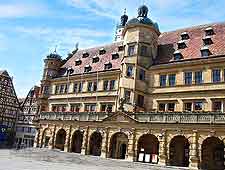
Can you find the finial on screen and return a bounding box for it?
[54,45,57,53]
[124,8,127,15]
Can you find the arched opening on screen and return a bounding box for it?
[169,135,190,167]
[55,129,66,151]
[137,134,159,163]
[201,137,224,170]
[109,132,128,159]
[41,128,51,148]
[89,132,102,156]
[71,130,83,153]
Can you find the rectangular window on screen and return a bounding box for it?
[87,82,93,92]
[43,86,49,94]
[137,95,144,107]
[84,104,96,112]
[159,103,166,111]
[195,71,203,84]
[78,82,83,92]
[128,45,135,56]
[167,103,175,111]
[168,74,176,86]
[93,82,97,91]
[101,104,113,112]
[70,105,80,112]
[55,85,60,94]
[139,69,145,81]
[74,83,78,93]
[103,80,109,91]
[212,69,221,83]
[140,46,148,56]
[212,101,222,112]
[160,75,167,87]
[109,80,115,90]
[124,90,131,103]
[184,72,192,85]
[59,85,65,94]
[126,65,133,77]
[184,103,192,111]
[194,101,203,111]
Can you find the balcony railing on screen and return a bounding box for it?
[39,111,225,124]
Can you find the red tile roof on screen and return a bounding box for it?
[61,42,123,76]
[156,22,225,64]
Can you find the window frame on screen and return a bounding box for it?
[128,45,135,56]
[168,74,176,87]
[194,71,203,84]
[160,74,167,87]
[212,69,221,83]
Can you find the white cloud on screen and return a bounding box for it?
[0,3,47,18]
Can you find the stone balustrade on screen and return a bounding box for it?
[39,111,225,124]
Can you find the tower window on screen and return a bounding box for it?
[184,72,192,85]
[140,45,148,56]
[137,95,144,107]
[168,74,176,86]
[212,69,221,83]
[84,65,92,73]
[181,32,189,40]
[126,65,133,77]
[160,75,167,87]
[118,46,124,51]
[201,47,211,57]
[92,56,99,63]
[99,48,106,55]
[82,52,89,58]
[75,59,82,66]
[205,27,214,36]
[195,71,203,84]
[139,69,145,81]
[173,50,183,60]
[128,45,135,56]
[112,53,119,60]
[104,62,112,70]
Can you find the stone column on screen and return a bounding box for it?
[49,125,56,149]
[126,129,135,161]
[81,126,89,155]
[100,128,109,158]
[189,130,199,170]
[158,130,167,166]
[33,128,40,148]
[64,125,72,152]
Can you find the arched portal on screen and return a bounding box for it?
[201,137,224,170]
[137,134,159,163]
[71,130,83,153]
[109,132,128,159]
[89,132,102,156]
[169,135,190,167]
[55,129,66,151]
[41,128,51,148]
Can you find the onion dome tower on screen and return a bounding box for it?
[115,9,128,42]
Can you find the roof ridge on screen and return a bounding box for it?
[160,20,225,35]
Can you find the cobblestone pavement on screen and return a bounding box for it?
[0,148,188,170]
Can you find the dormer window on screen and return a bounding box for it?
[99,48,106,55]
[104,62,112,70]
[75,59,82,66]
[92,56,99,63]
[82,52,89,58]
[181,32,189,40]
[84,65,92,73]
[118,46,124,51]
[112,52,119,60]
[173,50,183,60]
[205,27,214,36]
[201,46,211,57]
[177,40,187,49]
[203,36,213,46]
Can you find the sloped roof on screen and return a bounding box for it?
[0,70,10,77]
[156,22,225,64]
[60,42,122,76]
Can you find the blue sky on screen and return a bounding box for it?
[1,0,225,97]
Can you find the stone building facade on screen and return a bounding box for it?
[35,5,225,170]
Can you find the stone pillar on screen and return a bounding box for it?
[189,130,199,170]
[158,130,167,166]
[81,126,89,155]
[100,128,109,158]
[64,126,72,152]
[33,128,40,148]
[49,125,56,149]
[126,129,135,161]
